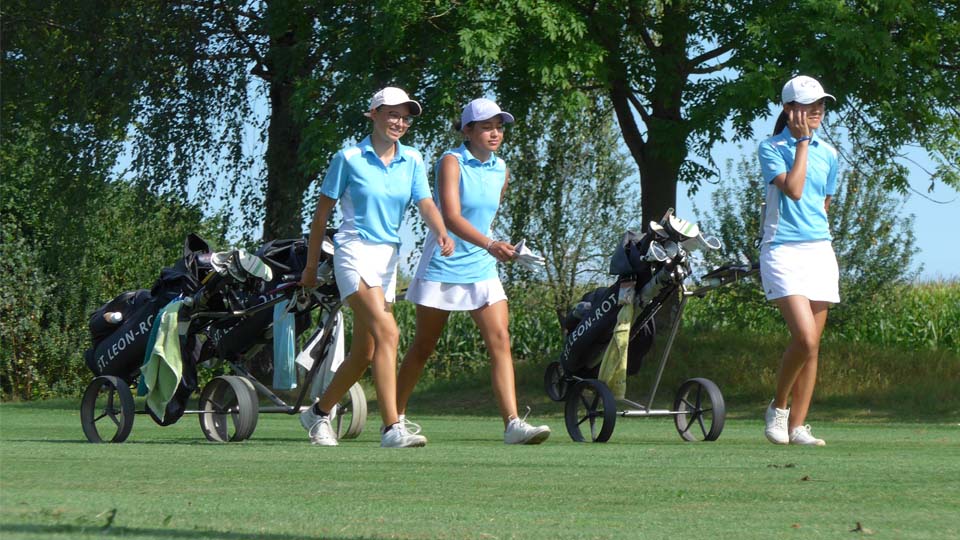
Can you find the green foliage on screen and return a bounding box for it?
[498,95,641,315]
[0,117,225,399]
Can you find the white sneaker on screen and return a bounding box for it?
[764,400,790,445]
[300,405,338,446]
[504,416,551,445]
[789,424,826,446]
[381,423,427,448]
[398,414,423,436]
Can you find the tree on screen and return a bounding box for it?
[2,1,476,240]
[497,95,641,315]
[469,1,960,226]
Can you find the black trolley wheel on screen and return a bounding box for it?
[198,375,259,442]
[334,382,367,439]
[80,376,136,443]
[544,361,570,402]
[673,377,726,442]
[564,379,617,443]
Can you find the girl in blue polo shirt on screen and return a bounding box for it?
[299,87,453,448]
[396,98,551,444]
[758,75,840,447]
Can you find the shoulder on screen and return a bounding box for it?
[759,133,788,151]
[816,138,838,159]
[340,145,362,161]
[399,143,424,166]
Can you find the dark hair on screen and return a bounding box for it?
[773,109,789,135]
[452,120,475,131]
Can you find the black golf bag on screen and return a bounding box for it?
[558,230,660,378]
[197,236,329,373]
[83,234,213,425]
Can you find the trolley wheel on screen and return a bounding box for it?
[544,361,569,402]
[80,376,135,443]
[334,382,367,439]
[673,377,726,442]
[564,379,617,443]
[198,375,259,443]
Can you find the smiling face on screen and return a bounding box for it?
[786,99,827,130]
[369,103,414,144]
[463,117,505,155]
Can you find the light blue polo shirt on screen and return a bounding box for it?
[320,136,432,246]
[416,144,506,283]
[757,128,838,246]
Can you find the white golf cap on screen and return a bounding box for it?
[367,87,422,116]
[782,75,835,105]
[460,98,515,128]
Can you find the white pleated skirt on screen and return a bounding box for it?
[760,240,840,303]
[405,277,507,311]
[333,235,399,303]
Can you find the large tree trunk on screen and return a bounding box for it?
[609,83,688,228]
[261,8,312,241]
[263,77,308,241]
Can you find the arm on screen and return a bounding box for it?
[438,155,514,262]
[771,109,811,201]
[416,197,454,256]
[824,195,831,213]
[300,194,337,288]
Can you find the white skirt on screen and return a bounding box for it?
[405,277,507,311]
[333,235,399,303]
[760,240,840,303]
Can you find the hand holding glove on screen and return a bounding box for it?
[513,239,545,271]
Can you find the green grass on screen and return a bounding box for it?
[2,401,959,539]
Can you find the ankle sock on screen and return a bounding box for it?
[312,403,328,416]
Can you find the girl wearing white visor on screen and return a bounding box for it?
[396,98,551,444]
[300,87,454,448]
[758,75,840,447]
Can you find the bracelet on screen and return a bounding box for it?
[485,239,495,251]
[797,136,811,143]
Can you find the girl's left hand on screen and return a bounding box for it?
[438,234,455,256]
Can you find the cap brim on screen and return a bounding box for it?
[368,100,423,116]
[793,93,836,105]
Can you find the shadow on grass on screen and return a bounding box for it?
[0,523,374,540]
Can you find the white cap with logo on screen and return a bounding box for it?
[460,98,515,129]
[367,87,422,116]
[782,75,835,105]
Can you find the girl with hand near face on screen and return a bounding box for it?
[758,76,840,447]
[299,87,453,448]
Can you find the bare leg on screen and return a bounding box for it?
[396,305,450,416]
[773,296,829,430]
[317,281,400,428]
[469,300,518,426]
[787,301,829,429]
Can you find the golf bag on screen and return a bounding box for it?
[197,236,326,371]
[558,230,660,377]
[83,234,213,425]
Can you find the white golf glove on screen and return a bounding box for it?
[513,239,545,271]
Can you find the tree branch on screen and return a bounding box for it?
[689,60,732,75]
[687,43,734,68]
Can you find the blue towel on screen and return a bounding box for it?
[272,300,297,390]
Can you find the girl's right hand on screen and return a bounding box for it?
[788,108,811,140]
[300,267,318,289]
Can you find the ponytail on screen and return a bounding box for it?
[773,110,789,136]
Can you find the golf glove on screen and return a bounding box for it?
[513,239,545,271]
